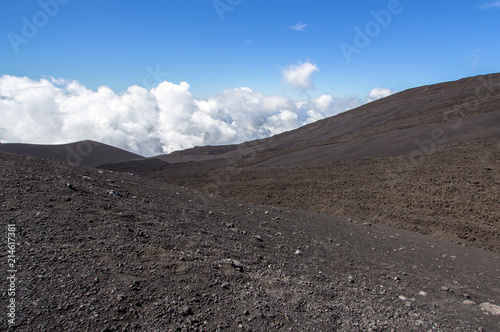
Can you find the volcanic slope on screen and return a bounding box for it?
[152,73,500,166]
[0,140,144,167]
[101,73,500,253]
[1,153,500,331]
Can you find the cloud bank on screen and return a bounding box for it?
[0,75,385,157]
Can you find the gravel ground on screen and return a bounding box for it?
[146,139,500,253]
[1,153,500,331]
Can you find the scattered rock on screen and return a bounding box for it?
[108,190,122,198]
[220,259,245,272]
[480,303,500,316]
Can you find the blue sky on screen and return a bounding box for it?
[0,0,499,155]
[1,0,499,97]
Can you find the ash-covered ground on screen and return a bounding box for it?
[1,153,499,331]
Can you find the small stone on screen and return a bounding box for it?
[399,295,408,301]
[419,291,427,297]
[255,235,264,242]
[480,303,500,316]
[182,305,193,316]
[295,250,302,256]
[108,190,122,198]
[463,300,476,306]
[220,259,244,272]
[440,286,449,292]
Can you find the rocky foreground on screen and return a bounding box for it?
[1,153,499,331]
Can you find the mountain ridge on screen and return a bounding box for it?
[0,140,144,167]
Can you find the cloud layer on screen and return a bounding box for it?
[0,75,387,157]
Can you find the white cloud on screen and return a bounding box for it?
[0,75,380,156]
[263,110,300,136]
[295,101,308,109]
[479,1,500,9]
[282,61,319,89]
[367,87,392,103]
[304,94,361,123]
[288,22,308,31]
[313,94,334,111]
